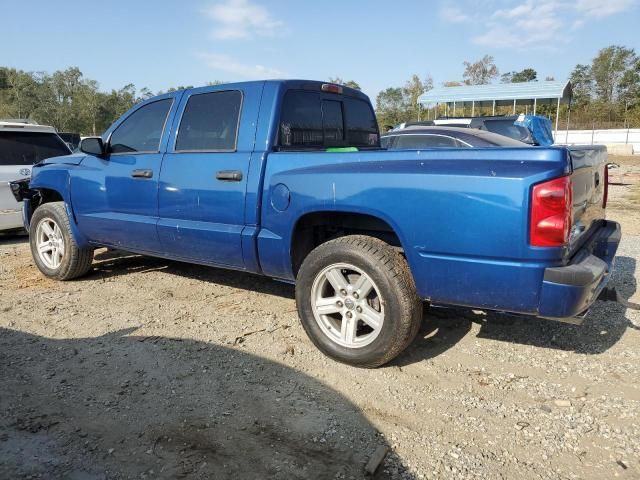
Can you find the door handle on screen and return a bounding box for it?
[131,169,153,179]
[216,170,243,182]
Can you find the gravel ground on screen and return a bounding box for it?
[1,159,639,479]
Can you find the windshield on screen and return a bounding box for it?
[0,131,71,166]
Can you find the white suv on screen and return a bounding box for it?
[0,121,71,231]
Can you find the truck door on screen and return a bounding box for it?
[157,85,260,268]
[73,95,177,252]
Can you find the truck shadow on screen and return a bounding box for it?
[89,248,296,300]
[86,250,637,364]
[0,327,409,479]
[397,256,638,365]
[0,231,28,246]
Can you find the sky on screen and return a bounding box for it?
[2,0,640,102]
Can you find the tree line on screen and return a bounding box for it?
[0,68,221,135]
[373,45,640,129]
[1,44,638,135]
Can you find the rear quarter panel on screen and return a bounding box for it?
[259,147,572,314]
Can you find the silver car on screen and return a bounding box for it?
[0,121,71,231]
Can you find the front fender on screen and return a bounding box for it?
[26,165,90,248]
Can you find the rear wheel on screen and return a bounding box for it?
[296,235,422,368]
[30,202,94,280]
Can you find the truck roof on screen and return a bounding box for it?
[184,79,370,101]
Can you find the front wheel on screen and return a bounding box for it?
[29,202,94,280]
[295,235,422,368]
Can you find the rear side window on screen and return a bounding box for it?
[278,90,379,149]
[344,97,378,146]
[279,91,323,148]
[109,98,172,154]
[0,132,71,165]
[176,91,242,151]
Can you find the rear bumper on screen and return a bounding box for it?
[538,220,620,322]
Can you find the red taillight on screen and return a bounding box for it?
[530,176,572,247]
[603,164,609,209]
[321,83,343,94]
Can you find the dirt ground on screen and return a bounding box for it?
[1,159,639,479]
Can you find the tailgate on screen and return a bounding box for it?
[567,145,607,255]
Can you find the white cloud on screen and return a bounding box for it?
[575,0,638,17]
[197,52,286,79]
[474,0,566,47]
[439,6,471,23]
[205,0,283,40]
[440,0,637,48]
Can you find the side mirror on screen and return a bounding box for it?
[80,137,106,156]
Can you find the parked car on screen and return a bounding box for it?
[57,132,82,151]
[1,121,71,232]
[381,126,530,149]
[433,115,536,143]
[11,80,619,367]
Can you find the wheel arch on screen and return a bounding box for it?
[27,169,89,248]
[290,209,407,277]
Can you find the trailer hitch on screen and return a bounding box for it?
[599,286,640,310]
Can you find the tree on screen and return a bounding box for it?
[3,68,39,119]
[76,80,101,135]
[137,87,154,101]
[402,74,433,120]
[443,80,463,87]
[591,45,638,104]
[500,72,513,83]
[462,55,499,85]
[375,87,405,127]
[569,64,593,107]
[513,68,537,82]
[619,58,640,112]
[502,68,537,83]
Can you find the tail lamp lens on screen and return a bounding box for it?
[530,176,572,247]
[603,164,609,209]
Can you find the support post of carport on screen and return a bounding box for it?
[533,98,537,115]
[453,101,456,117]
[492,100,495,116]
[513,99,516,114]
[555,97,560,137]
[472,100,475,117]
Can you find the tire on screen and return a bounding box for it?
[296,235,422,368]
[29,202,94,280]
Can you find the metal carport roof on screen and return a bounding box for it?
[417,80,572,106]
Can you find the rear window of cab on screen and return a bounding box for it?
[278,90,379,150]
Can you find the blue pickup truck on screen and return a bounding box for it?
[11,80,620,367]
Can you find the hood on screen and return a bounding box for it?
[36,152,86,167]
